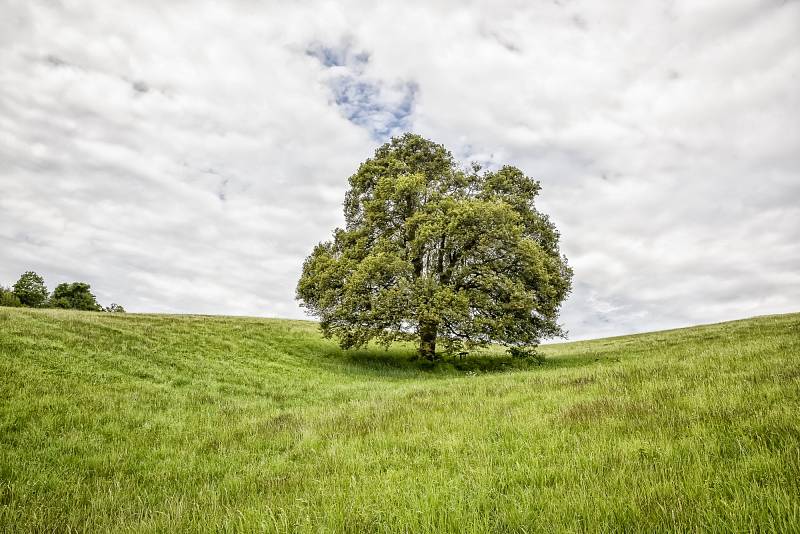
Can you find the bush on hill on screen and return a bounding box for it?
[49,282,103,311]
[0,286,22,307]
[1,271,123,312]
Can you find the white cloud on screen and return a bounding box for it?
[1,0,798,339]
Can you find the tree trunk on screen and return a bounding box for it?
[418,321,438,360]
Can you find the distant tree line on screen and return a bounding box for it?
[0,271,125,312]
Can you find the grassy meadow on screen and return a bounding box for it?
[0,308,798,532]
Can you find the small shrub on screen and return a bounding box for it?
[508,346,545,365]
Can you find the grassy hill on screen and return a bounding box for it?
[1,308,798,532]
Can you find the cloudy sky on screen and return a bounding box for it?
[1,0,798,340]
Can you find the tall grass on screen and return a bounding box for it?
[1,308,798,532]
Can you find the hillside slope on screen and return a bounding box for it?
[1,308,798,532]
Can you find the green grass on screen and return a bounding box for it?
[1,308,798,533]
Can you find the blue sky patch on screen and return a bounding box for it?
[308,42,416,140]
[329,77,416,140]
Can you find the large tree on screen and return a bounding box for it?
[297,134,572,359]
[12,271,49,308]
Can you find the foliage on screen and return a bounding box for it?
[297,134,572,359]
[12,271,49,307]
[0,285,22,307]
[0,309,797,532]
[104,303,126,313]
[508,345,546,364]
[49,282,102,311]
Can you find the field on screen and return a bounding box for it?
[1,308,798,532]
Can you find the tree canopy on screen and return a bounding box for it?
[50,282,103,311]
[297,134,572,359]
[12,271,49,308]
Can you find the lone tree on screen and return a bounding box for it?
[12,271,49,308]
[297,134,572,359]
[50,282,103,311]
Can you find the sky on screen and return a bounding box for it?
[1,0,798,340]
